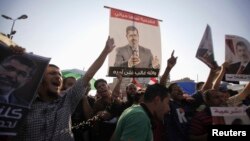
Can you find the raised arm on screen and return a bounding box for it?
[81,84,93,120]
[200,62,220,92]
[159,50,177,86]
[83,36,115,85]
[212,62,229,90]
[112,73,123,99]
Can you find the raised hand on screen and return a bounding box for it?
[167,50,177,69]
[160,50,178,86]
[221,61,229,69]
[104,36,116,54]
[83,36,116,86]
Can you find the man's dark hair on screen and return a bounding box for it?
[62,76,76,85]
[196,81,204,90]
[2,55,37,76]
[143,84,169,102]
[48,64,60,69]
[168,83,178,93]
[63,76,76,81]
[126,25,138,35]
[94,78,107,89]
[231,118,243,125]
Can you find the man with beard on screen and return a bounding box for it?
[0,55,36,106]
[227,41,250,74]
[114,25,159,68]
[15,36,115,141]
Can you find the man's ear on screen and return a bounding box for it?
[153,96,161,104]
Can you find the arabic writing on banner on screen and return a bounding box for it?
[110,8,158,26]
[226,74,250,81]
[109,67,159,77]
[0,104,28,136]
[210,107,250,125]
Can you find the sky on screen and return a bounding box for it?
[1,0,250,83]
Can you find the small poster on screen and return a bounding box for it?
[225,35,250,81]
[0,36,50,136]
[196,25,216,69]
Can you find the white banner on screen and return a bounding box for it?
[210,107,250,125]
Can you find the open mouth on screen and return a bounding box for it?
[98,89,108,94]
[51,80,61,87]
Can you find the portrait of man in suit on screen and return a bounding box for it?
[227,41,250,74]
[0,55,37,106]
[114,25,159,68]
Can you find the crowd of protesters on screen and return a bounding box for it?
[0,34,250,141]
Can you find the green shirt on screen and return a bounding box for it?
[113,104,153,141]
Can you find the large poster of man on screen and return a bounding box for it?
[196,25,216,69]
[0,36,50,136]
[108,8,161,77]
[225,35,250,81]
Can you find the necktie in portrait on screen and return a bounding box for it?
[133,49,139,57]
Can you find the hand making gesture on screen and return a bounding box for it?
[104,36,116,54]
[167,50,177,69]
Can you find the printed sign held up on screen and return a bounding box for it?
[0,34,50,136]
[196,25,216,69]
[225,35,250,82]
[107,7,162,77]
[210,107,250,125]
